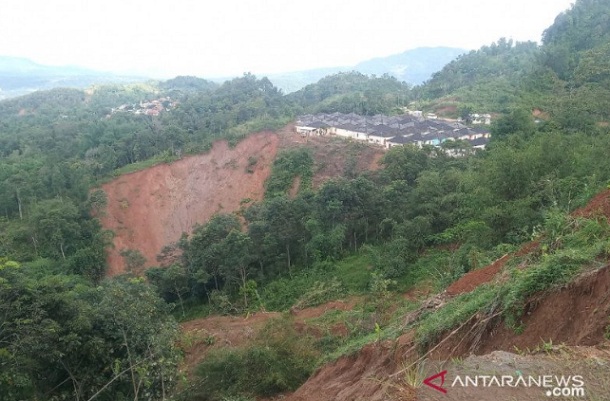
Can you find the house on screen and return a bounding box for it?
[295,121,330,136]
[387,134,414,148]
[366,125,397,146]
[295,112,492,152]
[335,122,364,140]
[470,113,492,125]
[469,137,489,150]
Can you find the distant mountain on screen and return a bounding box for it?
[354,47,467,85]
[266,47,466,93]
[0,56,145,100]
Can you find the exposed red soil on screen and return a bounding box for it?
[573,188,610,219]
[446,240,543,296]
[278,125,384,188]
[288,175,302,198]
[532,108,550,120]
[291,298,359,319]
[283,266,610,401]
[179,299,360,378]
[282,190,610,401]
[100,125,385,276]
[179,311,280,378]
[443,187,610,297]
[100,132,280,275]
[432,265,610,359]
[286,341,400,401]
[445,254,510,296]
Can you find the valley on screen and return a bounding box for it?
[2,1,610,400]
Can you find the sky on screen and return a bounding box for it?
[0,0,575,78]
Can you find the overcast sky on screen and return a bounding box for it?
[0,0,574,78]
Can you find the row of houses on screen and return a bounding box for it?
[295,112,490,151]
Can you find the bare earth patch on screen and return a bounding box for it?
[100,132,279,275]
[100,125,386,276]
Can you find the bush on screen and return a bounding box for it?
[194,318,318,400]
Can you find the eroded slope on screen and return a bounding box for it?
[101,132,279,275]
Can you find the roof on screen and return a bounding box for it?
[470,137,489,146]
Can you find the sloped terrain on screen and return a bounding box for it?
[100,126,385,275]
[101,132,280,275]
[278,191,610,401]
[179,299,359,380]
[283,266,610,401]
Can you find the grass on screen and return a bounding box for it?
[334,254,372,293]
[183,212,610,400]
[319,297,417,364]
[401,359,427,388]
[192,318,318,401]
[409,214,610,350]
[259,253,372,311]
[173,300,212,322]
[415,284,498,350]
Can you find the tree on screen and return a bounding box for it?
[120,248,147,272]
[29,198,82,260]
[219,230,254,306]
[146,263,190,316]
[0,263,180,401]
[490,108,536,139]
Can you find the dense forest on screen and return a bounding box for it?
[2,0,610,399]
[416,0,610,128]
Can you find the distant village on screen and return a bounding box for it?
[296,112,491,152]
[110,97,176,117]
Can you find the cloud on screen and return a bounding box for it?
[0,0,574,77]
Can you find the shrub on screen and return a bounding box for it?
[194,318,318,400]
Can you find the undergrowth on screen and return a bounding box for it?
[265,148,314,197]
[414,213,610,350]
[184,213,610,401]
[191,318,318,401]
[260,255,371,311]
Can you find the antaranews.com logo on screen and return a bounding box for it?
[423,370,586,398]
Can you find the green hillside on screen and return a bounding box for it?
[2,0,610,399]
[416,0,610,129]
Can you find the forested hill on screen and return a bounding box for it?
[286,71,410,115]
[416,0,610,128]
[2,0,610,399]
[416,39,540,112]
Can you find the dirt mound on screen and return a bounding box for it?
[101,132,279,275]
